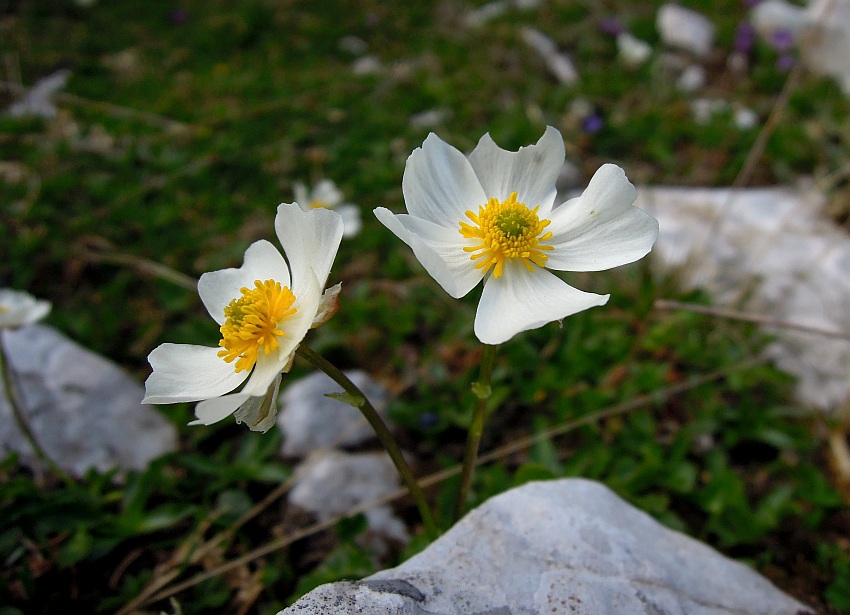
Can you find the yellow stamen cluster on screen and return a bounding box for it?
[459,192,554,278]
[310,200,329,209]
[217,279,297,373]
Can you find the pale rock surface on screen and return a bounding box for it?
[0,324,177,476]
[7,70,70,119]
[751,0,808,42]
[289,450,409,544]
[281,479,810,614]
[656,4,715,58]
[277,369,390,458]
[637,184,850,409]
[520,27,579,85]
[463,0,541,28]
[801,0,850,95]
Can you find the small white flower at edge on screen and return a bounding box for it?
[0,289,51,329]
[374,126,659,345]
[143,203,344,432]
[294,179,362,238]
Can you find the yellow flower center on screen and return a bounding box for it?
[0,306,7,314]
[310,200,329,209]
[459,192,554,279]
[217,279,297,373]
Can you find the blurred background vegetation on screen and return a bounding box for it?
[1,0,849,613]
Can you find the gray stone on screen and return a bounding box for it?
[656,4,715,58]
[289,450,409,544]
[801,0,850,96]
[0,324,177,477]
[281,479,810,615]
[751,0,808,43]
[277,370,391,458]
[7,69,70,119]
[520,27,579,85]
[637,183,850,409]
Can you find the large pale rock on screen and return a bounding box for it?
[7,70,70,119]
[801,0,850,95]
[0,325,177,476]
[281,479,810,614]
[289,450,408,544]
[277,370,390,458]
[637,184,850,409]
[656,4,715,58]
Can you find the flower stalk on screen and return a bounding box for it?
[295,344,440,538]
[454,343,499,521]
[0,332,68,482]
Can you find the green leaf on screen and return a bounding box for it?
[325,391,365,408]
[470,382,491,399]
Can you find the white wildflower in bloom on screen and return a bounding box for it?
[143,203,344,432]
[0,289,51,329]
[374,127,659,345]
[294,179,362,238]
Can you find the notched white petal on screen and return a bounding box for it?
[468,126,564,213]
[275,202,344,293]
[402,133,486,225]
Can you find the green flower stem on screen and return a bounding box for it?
[0,332,69,482]
[295,344,439,538]
[454,343,499,522]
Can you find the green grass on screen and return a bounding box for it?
[1,0,849,613]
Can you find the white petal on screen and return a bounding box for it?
[234,374,281,432]
[240,270,320,396]
[198,240,291,325]
[544,164,658,271]
[402,133,487,226]
[312,179,343,207]
[374,207,482,298]
[546,207,659,272]
[337,204,362,238]
[0,289,51,328]
[474,262,609,344]
[275,202,343,294]
[143,343,249,404]
[467,126,564,214]
[190,393,252,426]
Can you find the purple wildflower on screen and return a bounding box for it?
[770,28,795,52]
[598,18,625,37]
[734,21,756,54]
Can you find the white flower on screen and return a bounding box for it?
[294,179,362,238]
[143,203,344,432]
[374,127,659,345]
[0,289,51,329]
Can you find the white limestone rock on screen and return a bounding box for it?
[520,27,579,85]
[801,0,850,95]
[277,369,390,458]
[657,4,716,58]
[751,0,808,43]
[0,324,177,476]
[616,32,652,68]
[637,184,850,409]
[7,70,70,119]
[281,479,810,615]
[289,450,409,544]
